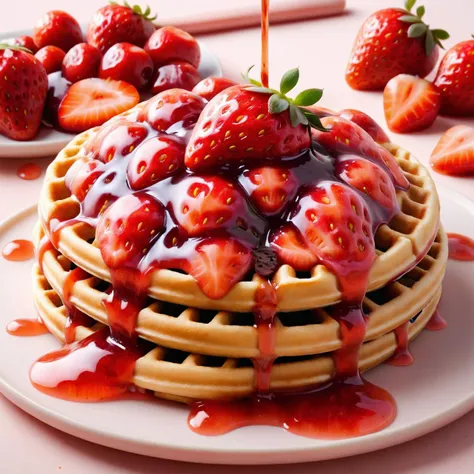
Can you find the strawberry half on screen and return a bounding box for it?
[338,109,390,144]
[183,238,252,299]
[240,166,298,215]
[384,74,441,133]
[430,125,474,176]
[58,78,140,133]
[313,116,409,189]
[65,157,105,202]
[185,67,326,171]
[96,193,165,268]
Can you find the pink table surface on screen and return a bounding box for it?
[2,0,474,472]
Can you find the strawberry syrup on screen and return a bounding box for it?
[386,322,413,367]
[2,239,35,261]
[260,0,270,87]
[6,318,49,337]
[17,163,41,180]
[447,233,474,261]
[426,309,447,331]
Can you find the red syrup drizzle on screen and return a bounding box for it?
[2,239,35,261]
[426,308,447,331]
[447,233,474,261]
[386,322,414,367]
[260,0,270,87]
[6,318,49,337]
[17,163,42,180]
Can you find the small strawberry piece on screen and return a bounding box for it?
[338,109,390,144]
[434,38,474,117]
[96,193,165,268]
[34,46,65,74]
[346,2,448,90]
[3,36,38,54]
[384,74,440,133]
[137,88,206,132]
[183,238,252,299]
[0,45,48,140]
[65,157,105,202]
[62,43,102,83]
[84,118,149,163]
[43,71,71,128]
[99,42,154,90]
[240,166,298,215]
[270,225,317,271]
[151,60,201,95]
[192,77,237,101]
[430,125,474,176]
[87,3,156,53]
[33,10,83,52]
[292,182,375,302]
[58,78,140,133]
[144,26,201,68]
[127,135,186,190]
[313,116,409,189]
[335,156,398,212]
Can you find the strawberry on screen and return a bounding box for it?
[239,166,298,215]
[84,118,149,163]
[33,11,83,52]
[43,72,71,128]
[99,42,153,90]
[434,37,474,117]
[312,116,409,189]
[151,61,201,95]
[3,36,38,54]
[127,135,186,190]
[270,225,317,271]
[65,158,105,202]
[346,0,449,90]
[96,193,165,268]
[58,78,140,133]
[185,67,326,171]
[292,182,375,301]
[137,88,206,132]
[62,43,102,83]
[0,45,48,141]
[183,238,252,299]
[384,74,440,133]
[192,77,237,101]
[87,3,156,53]
[337,109,389,144]
[430,125,474,176]
[335,156,398,212]
[144,26,201,68]
[34,46,65,74]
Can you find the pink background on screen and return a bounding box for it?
[1,0,474,472]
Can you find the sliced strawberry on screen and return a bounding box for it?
[183,238,252,299]
[96,193,165,269]
[84,118,149,163]
[430,125,474,176]
[65,157,105,202]
[58,78,140,133]
[335,156,398,212]
[270,225,317,271]
[127,135,185,190]
[313,116,409,189]
[137,88,206,132]
[338,109,390,144]
[292,182,375,302]
[192,77,237,101]
[384,74,441,133]
[240,166,298,215]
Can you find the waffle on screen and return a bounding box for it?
[33,263,442,403]
[35,221,447,358]
[37,121,440,312]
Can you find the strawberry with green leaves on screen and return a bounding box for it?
[346,0,449,90]
[185,67,326,171]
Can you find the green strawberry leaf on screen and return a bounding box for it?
[408,22,428,38]
[293,88,323,106]
[425,29,436,55]
[432,29,450,40]
[0,43,33,54]
[289,104,308,127]
[405,0,416,12]
[245,86,275,94]
[399,14,422,23]
[302,110,328,132]
[416,5,425,19]
[280,67,299,94]
[268,94,290,114]
[242,65,263,87]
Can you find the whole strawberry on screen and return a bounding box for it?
[185,67,326,171]
[434,36,474,116]
[346,0,449,90]
[33,11,83,52]
[87,2,157,53]
[0,45,48,140]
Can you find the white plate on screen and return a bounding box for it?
[0,28,222,159]
[1,186,474,465]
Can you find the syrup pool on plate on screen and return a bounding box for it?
[2,239,35,261]
[6,318,49,337]
[17,163,42,180]
[447,233,474,261]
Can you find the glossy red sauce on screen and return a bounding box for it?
[17,163,41,180]
[426,309,447,331]
[386,322,413,367]
[6,318,49,337]
[2,239,35,261]
[447,233,474,261]
[260,0,269,87]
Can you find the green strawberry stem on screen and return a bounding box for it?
[242,66,327,132]
[109,1,157,20]
[399,0,449,54]
[0,43,33,54]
